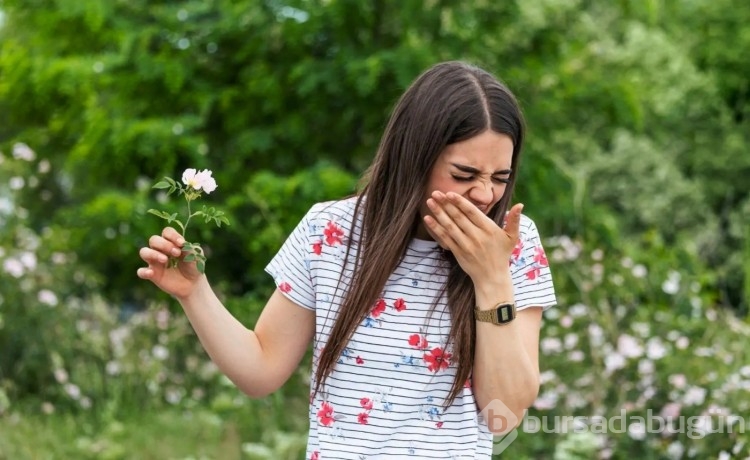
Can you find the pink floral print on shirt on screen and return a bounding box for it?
[526,246,550,280]
[408,333,429,350]
[279,282,292,293]
[323,221,344,245]
[509,239,524,266]
[424,347,452,372]
[317,401,336,426]
[358,397,374,425]
[371,299,386,318]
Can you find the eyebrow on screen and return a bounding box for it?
[450,163,513,175]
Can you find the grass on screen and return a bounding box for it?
[0,405,307,460]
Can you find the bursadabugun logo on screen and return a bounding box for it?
[481,399,519,455]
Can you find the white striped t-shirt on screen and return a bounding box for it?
[265,197,556,459]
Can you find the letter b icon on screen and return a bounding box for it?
[481,399,519,455]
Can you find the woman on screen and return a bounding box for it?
[137,61,556,459]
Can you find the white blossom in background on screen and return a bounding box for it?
[80,396,92,409]
[588,323,604,346]
[38,289,58,307]
[152,345,169,361]
[675,336,689,349]
[631,322,650,337]
[694,346,714,357]
[568,350,585,362]
[539,370,557,384]
[3,258,24,278]
[38,159,51,174]
[666,441,685,459]
[683,386,707,406]
[9,177,25,190]
[661,402,682,418]
[638,359,655,375]
[106,361,121,376]
[604,352,626,374]
[41,402,55,415]
[533,391,558,410]
[541,337,563,354]
[631,264,648,278]
[662,270,681,295]
[646,337,668,360]
[64,383,81,400]
[669,374,687,389]
[569,303,588,317]
[12,142,35,161]
[627,421,646,440]
[617,334,643,359]
[547,235,581,261]
[53,368,68,384]
[19,252,37,270]
[165,387,183,405]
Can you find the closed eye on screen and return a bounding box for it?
[451,175,510,184]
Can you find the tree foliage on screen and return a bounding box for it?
[2,0,748,308]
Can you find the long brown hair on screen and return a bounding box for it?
[313,61,525,406]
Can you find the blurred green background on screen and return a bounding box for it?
[1,0,749,459]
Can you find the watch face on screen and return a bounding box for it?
[498,305,513,323]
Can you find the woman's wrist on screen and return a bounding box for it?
[473,270,514,310]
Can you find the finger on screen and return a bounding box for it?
[137,267,155,280]
[444,192,494,229]
[426,196,467,241]
[161,227,185,247]
[139,247,170,265]
[434,192,484,238]
[149,235,183,258]
[503,203,524,240]
[423,215,459,251]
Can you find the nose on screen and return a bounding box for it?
[467,179,494,208]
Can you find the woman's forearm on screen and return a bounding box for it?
[472,273,539,423]
[177,276,270,397]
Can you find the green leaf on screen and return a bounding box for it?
[152,180,171,189]
[183,253,196,262]
[196,260,206,274]
[147,209,172,220]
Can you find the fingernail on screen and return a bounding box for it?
[172,248,182,256]
[177,238,185,246]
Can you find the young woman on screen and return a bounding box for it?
[137,61,556,459]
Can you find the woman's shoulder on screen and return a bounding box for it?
[518,212,541,241]
[303,196,361,234]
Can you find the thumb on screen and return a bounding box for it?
[503,203,524,240]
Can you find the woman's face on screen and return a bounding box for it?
[416,129,514,240]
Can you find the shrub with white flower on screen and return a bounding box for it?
[147,168,229,273]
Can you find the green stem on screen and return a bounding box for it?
[183,194,193,237]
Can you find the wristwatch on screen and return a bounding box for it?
[474,302,517,325]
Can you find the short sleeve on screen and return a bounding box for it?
[509,215,557,311]
[264,208,317,311]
